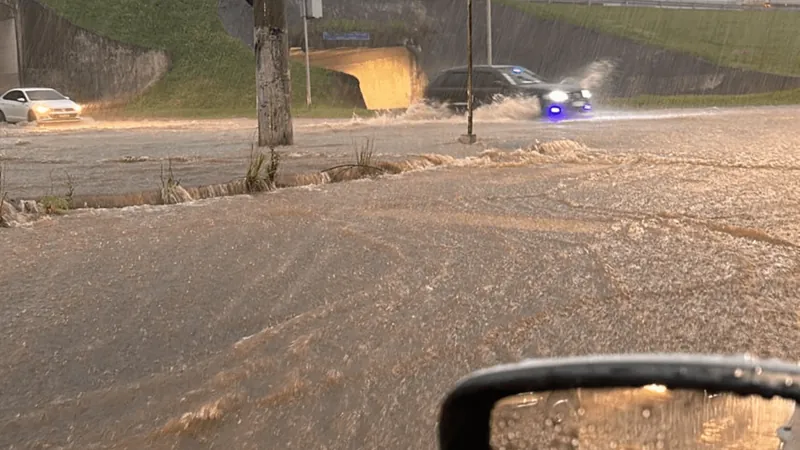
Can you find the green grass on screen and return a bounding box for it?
[502,1,800,76]
[39,0,363,117]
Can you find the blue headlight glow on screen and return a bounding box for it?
[511,67,523,74]
[549,105,562,115]
[582,104,592,111]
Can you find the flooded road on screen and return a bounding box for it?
[2,105,800,448]
[1,105,793,199]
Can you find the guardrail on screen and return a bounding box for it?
[519,0,800,10]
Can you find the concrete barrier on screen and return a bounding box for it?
[0,4,20,93]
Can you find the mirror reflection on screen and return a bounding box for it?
[490,386,797,449]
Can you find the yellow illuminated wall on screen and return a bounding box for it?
[290,46,427,110]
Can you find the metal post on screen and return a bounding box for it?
[486,0,492,65]
[459,0,476,144]
[466,0,474,141]
[302,0,312,108]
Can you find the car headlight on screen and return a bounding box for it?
[547,90,569,103]
[74,104,82,112]
[581,89,592,99]
[34,105,50,114]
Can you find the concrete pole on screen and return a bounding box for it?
[302,0,312,108]
[486,0,493,65]
[254,0,293,146]
[466,0,474,139]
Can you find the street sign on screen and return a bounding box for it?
[322,31,370,41]
[305,0,322,19]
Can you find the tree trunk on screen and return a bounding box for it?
[254,0,293,147]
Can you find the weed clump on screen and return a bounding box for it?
[0,164,9,227]
[245,145,281,193]
[159,158,192,204]
[322,138,386,183]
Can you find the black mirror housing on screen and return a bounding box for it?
[438,353,800,450]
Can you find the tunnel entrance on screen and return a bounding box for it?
[0,3,20,93]
[328,70,367,110]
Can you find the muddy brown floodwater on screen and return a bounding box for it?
[2,106,800,449]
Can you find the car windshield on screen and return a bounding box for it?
[503,67,546,85]
[25,89,66,101]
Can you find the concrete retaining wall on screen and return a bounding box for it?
[0,3,20,93]
[0,20,20,93]
[422,0,800,97]
[12,0,170,103]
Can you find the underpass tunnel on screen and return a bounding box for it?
[290,46,427,111]
[0,2,20,93]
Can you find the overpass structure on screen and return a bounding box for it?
[290,46,427,110]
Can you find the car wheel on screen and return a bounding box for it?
[27,110,37,123]
[0,110,5,123]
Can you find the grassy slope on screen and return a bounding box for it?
[504,1,800,106]
[39,0,369,118]
[505,1,800,75]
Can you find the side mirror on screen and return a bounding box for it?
[438,353,800,450]
[65,96,70,100]
[16,97,26,103]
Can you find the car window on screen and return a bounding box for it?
[473,72,492,87]
[475,71,506,87]
[442,72,468,88]
[2,90,24,101]
[26,89,66,101]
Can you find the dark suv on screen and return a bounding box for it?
[423,65,592,117]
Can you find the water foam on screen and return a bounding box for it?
[578,60,617,91]
[306,60,619,131]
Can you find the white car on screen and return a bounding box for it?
[0,87,83,124]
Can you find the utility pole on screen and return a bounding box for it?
[486,0,493,65]
[459,0,476,144]
[302,0,312,108]
[254,0,293,146]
